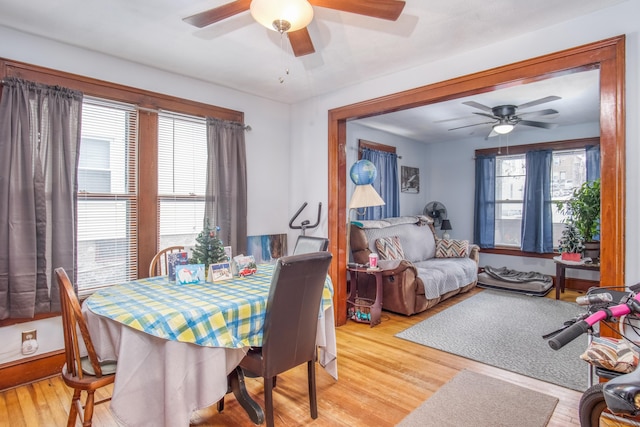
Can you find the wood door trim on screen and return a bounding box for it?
[328,36,626,325]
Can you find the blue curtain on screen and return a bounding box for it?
[521,150,553,253]
[361,147,399,220]
[586,145,601,181]
[474,155,496,248]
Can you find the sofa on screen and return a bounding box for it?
[349,215,479,316]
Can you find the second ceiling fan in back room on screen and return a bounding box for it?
[446,96,562,139]
[183,0,406,57]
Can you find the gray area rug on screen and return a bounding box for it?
[396,370,559,427]
[396,289,588,391]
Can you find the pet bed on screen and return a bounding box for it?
[477,266,553,296]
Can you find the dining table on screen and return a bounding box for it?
[82,263,337,427]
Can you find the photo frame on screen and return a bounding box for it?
[401,166,420,193]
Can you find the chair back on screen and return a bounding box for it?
[261,251,332,378]
[292,236,329,255]
[55,267,105,379]
[149,245,185,276]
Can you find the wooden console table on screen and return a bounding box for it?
[554,257,600,300]
[347,266,383,327]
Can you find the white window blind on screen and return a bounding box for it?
[157,112,207,249]
[77,97,138,294]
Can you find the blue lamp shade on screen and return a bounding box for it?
[350,159,377,185]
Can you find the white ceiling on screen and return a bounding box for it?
[353,69,601,143]
[0,0,616,142]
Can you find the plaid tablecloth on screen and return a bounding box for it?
[84,263,333,349]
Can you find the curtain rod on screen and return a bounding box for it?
[1,80,251,130]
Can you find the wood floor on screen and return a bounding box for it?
[0,287,586,427]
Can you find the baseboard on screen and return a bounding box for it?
[0,350,65,391]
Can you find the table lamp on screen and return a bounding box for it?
[440,219,452,239]
[347,160,385,262]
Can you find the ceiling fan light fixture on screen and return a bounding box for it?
[493,122,515,134]
[250,0,314,33]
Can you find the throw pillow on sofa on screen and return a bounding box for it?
[375,236,405,260]
[435,239,469,258]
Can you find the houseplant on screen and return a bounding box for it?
[555,178,601,260]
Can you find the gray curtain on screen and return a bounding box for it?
[361,147,399,220]
[521,149,553,253]
[205,118,247,256]
[0,78,82,319]
[474,154,496,248]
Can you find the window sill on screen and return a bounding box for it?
[0,312,60,328]
[480,247,558,259]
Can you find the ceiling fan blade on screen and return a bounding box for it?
[183,0,251,28]
[289,28,316,57]
[309,0,405,21]
[518,108,559,117]
[433,116,472,123]
[518,120,559,129]
[472,111,499,120]
[448,121,495,131]
[462,100,494,113]
[517,95,561,110]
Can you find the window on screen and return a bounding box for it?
[492,148,587,248]
[77,98,138,293]
[495,155,525,246]
[157,113,207,248]
[0,58,243,304]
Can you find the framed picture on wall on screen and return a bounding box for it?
[401,166,420,193]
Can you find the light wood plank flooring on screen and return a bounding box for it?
[0,287,585,426]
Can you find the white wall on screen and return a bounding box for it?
[290,0,639,284]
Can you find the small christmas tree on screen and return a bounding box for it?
[189,223,227,271]
[558,221,584,258]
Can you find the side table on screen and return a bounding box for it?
[347,265,383,327]
[554,257,600,300]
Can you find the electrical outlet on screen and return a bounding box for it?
[21,329,38,355]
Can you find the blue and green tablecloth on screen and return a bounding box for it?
[85,263,333,349]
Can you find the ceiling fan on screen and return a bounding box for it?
[183,0,406,57]
[447,95,561,139]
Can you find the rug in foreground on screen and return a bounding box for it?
[396,289,587,391]
[396,370,559,427]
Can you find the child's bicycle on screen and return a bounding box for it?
[546,286,640,427]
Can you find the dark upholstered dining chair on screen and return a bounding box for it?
[237,251,333,427]
[292,235,329,255]
[55,267,117,427]
[148,245,185,277]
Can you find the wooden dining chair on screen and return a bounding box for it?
[292,235,329,255]
[55,267,117,427]
[148,245,185,276]
[237,251,333,427]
